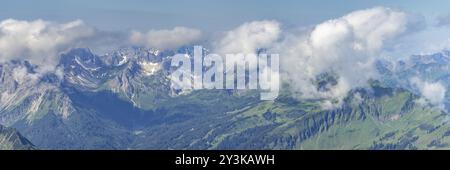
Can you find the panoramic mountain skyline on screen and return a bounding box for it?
[0,1,450,152]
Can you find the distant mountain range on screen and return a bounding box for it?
[1,47,450,149]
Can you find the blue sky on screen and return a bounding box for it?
[1,0,449,31]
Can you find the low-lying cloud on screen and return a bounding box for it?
[205,7,421,108]
[0,19,95,73]
[275,7,413,108]
[211,20,281,81]
[0,7,443,108]
[411,77,447,109]
[0,19,203,75]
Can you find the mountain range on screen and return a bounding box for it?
[0,47,449,149]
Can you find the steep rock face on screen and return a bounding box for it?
[0,61,72,126]
[0,124,35,150]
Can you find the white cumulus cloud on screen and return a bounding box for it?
[129,27,202,50]
[213,20,280,55]
[411,77,447,109]
[275,7,411,108]
[0,19,95,73]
